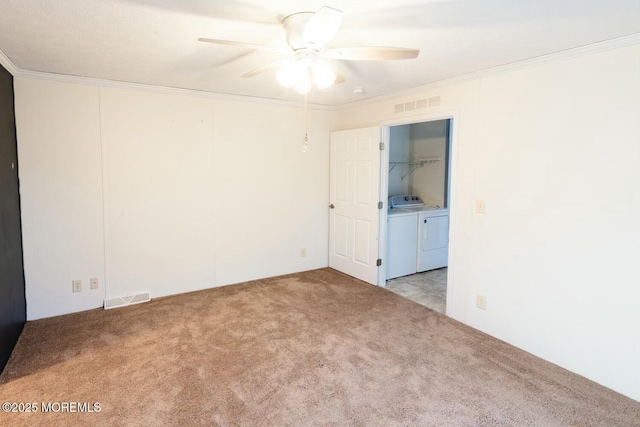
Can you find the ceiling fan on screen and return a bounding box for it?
[198,6,419,94]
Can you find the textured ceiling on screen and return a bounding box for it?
[0,0,639,107]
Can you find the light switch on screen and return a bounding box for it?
[475,199,486,214]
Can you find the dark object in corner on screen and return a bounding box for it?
[0,62,26,372]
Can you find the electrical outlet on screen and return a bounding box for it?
[475,199,486,214]
[72,280,82,293]
[300,248,307,257]
[90,278,99,289]
[476,294,487,310]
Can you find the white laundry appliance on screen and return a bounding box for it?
[386,195,449,280]
[417,210,449,272]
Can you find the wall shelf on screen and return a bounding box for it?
[389,157,441,180]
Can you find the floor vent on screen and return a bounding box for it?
[104,292,151,310]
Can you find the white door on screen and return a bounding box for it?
[329,127,381,285]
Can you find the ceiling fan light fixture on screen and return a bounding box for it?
[276,60,297,87]
[277,59,314,93]
[277,58,335,93]
[293,70,312,94]
[312,62,336,89]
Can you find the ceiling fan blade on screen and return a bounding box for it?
[198,38,288,54]
[303,6,343,49]
[241,62,280,78]
[322,47,419,61]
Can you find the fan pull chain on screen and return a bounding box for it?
[302,94,309,152]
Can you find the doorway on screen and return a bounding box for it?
[328,114,457,317]
[378,115,455,316]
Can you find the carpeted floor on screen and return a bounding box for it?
[1,268,638,426]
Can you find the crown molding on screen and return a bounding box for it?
[14,69,335,111]
[0,48,18,76]
[336,32,640,111]
[5,32,640,112]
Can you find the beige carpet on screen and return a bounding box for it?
[1,268,638,426]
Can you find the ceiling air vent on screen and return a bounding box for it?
[416,98,428,109]
[394,95,441,114]
[428,95,441,107]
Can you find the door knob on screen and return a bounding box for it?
[329,204,335,209]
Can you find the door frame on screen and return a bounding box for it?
[377,110,459,318]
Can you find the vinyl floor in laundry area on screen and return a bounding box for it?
[385,268,447,314]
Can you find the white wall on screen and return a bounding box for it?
[409,120,448,207]
[336,44,640,401]
[15,80,106,319]
[15,79,334,318]
[388,125,410,196]
[100,88,216,299]
[211,99,332,285]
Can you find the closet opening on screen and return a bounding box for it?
[380,118,453,315]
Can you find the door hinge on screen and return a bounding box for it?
[376,259,382,266]
[378,201,383,209]
[379,142,385,151]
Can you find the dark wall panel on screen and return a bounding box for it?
[0,63,26,372]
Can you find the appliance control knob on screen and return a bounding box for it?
[404,196,410,201]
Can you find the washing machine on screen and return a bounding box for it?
[386,195,449,279]
[387,208,418,279]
